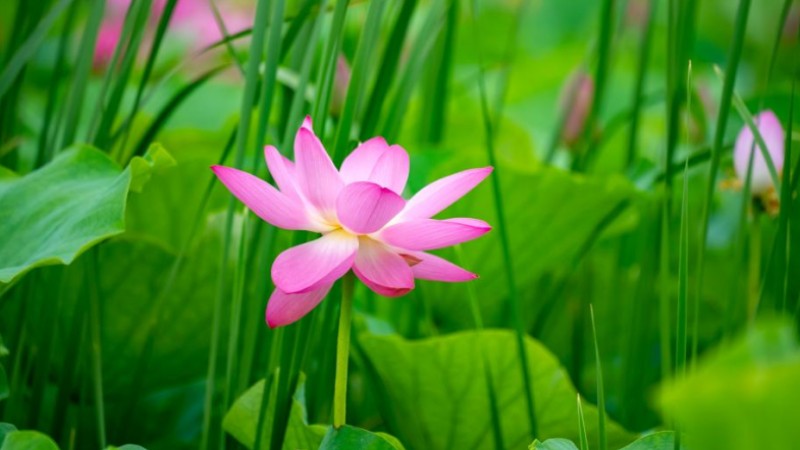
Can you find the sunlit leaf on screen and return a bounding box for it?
[0,430,59,450]
[0,145,172,284]
[359,330,633,450]
[659,319,800,450]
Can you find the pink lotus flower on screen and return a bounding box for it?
[212,117,492,327]
[733,110,785,196]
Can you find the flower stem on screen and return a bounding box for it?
[333,272,355,429]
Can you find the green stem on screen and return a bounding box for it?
[748,211,761,322]
[332,273,355,429]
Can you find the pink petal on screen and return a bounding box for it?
[336,182,406,234]
[301,115,313,131]
[264,145,297,195]
[400,167,493,220]
[272,230,357,294]
[340,137,390,183]
[380,218,491,251]
[265,283,332,328]
[340,139,410,194]
[294,127,344,217]
[211,165,310,230]
[734,110,785,194]
[367,145,409,194]
[353,237,414,297]
[409,251,477,282]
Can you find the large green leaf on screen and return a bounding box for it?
[223,378,327,450]
[0,430,59,450]
[530,431,677,450]
[0,145,172,284]
[618,431,677,450]
[0,424,17,446]
[413,164,638,328]
[529,438,579,450]
[359,330,632,450]
[319,425,404,450]
[659,319,800,450]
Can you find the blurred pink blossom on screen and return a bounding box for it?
[94,0,251,69]
[733,110,785,196]
[559,70,594,148]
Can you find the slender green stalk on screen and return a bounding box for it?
[575,0,615,171]
[676,163,689,377]
[57,0,105,149]
[222,209,250,421]
[455,245,504,449]
[626,0,657,168]
[577,395,589,450]
[332,0,387,164]
[359,0,418,139]
[332,273,355,428]
[589,305,606,450]
[0,0,72,99]
[695,0,750,346]
[116,0,179,157]
[311,0,349,135]
[468,0,537,437]
[86,251,106,449]
[658,197,672,379]
[748,212,761,321]
[254,0,286,164]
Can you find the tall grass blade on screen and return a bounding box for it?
[576,0,615,171]
[58,0,105,149]
[695,0,750,343]
[468,0,537,438]
[626,0,657,168]
[589,305,606,450]
[0,0,72,99]
[359,0,418,139]
[332,0,387,163]
[311,0,349,136]
[577,395,589,450]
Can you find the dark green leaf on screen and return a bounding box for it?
[319,425,404,450]
[223,379,326,450]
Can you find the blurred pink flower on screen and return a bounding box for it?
[93,0,251,69]
[330,55,351,117]
[212,117,492,327]
[559,70,594,148]
[733,110,785,196]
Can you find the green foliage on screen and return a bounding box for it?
[618,432,677,450]
[530,439,579,450]
[421,165,638,327]
[0,144,172,285]
[0,430,59,450]
[359,330,633,450]
[319,425,405,450]
[223,379,326,450]
[659,320,800,450]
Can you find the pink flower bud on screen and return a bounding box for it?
[330,55,352,117]
[559,71,594,148]
[733,110,785,196]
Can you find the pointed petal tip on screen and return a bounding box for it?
[301,115,313,130]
